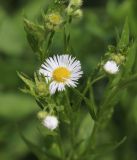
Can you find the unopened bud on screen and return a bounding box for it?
[36,82,48,96]
[37,111,48,120]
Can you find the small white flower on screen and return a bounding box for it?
[103,60,119,74]
[39,54,83,94]
[43,115,58,130]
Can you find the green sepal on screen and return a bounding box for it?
[17,72,35,95]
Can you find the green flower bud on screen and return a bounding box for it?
[111,54,126,65]
[44,12,63,30]
[66,5,74,16]
[37,111,48,120]
[36,81,48,96]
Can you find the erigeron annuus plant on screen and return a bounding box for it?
[18,1,137,160]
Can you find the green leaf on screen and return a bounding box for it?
[118,73,137,89]
[0,93,37,119]
[20,88,32,94]
[74,113,94,156]
[124,42,137,74]
[18,72,34,88]
[118,18,129,49]
[20,133,49,160]
[18,72,36,96]
[73,88,97,121]
[46,31,55,54]
[59,111,70,124]
[63,27,70,52]
[34,72,39,85]
[20,133,61,160]
[78,113,94,141]
[24,18,45,59]
[96,136,127,154]
[82,136,127,160]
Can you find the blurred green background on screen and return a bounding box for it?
[0,0,137,160]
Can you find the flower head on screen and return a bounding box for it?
[43,115,58,130]
[45,12,63,30]
[111,54,126,65]
[103,60,119,74]
[39,54,83,94]
[48,13,63,25]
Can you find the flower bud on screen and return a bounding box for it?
[111,54,126,65]
[66,5,74,16]
[44,12,63,30]
[103,60,119,74]
[36,81,48,96]
[43,115,59,130]
[37,111,48,120]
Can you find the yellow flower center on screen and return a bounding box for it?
[49,14,62,25]
[53,67,71,82]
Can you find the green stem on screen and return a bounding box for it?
[57,128,65,160]
[65,91,76,160]
[46,31,55,58]
[91,74,105,85]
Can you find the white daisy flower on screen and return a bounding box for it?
[103,60,119,74]
[39,54,83,94]
[43,115,58,130]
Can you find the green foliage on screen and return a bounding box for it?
[1,0,137,160]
